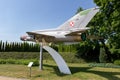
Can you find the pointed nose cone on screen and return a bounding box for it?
[20,35,26,41]
[20,34,35,41]
[20,34,28,41]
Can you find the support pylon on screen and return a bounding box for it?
[39,43,43,70]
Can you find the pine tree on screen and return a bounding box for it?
[0,40,2,51]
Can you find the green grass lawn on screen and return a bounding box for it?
[0,61,120,80]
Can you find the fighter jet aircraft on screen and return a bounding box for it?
[20,8,100,74]
[20,8,99,44]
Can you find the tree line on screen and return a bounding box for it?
[0,40,83,53]
[0,40,77,52]
[0,40,101,62]
[0,40,40,52]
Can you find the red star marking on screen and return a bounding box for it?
[70,21,74,27]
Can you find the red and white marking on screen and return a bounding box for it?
[70,21,74,27]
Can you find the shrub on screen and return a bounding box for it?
[60,52,85,63]
[114,60,120,65]
[89,63,120,68]
[0,59,6,64]
[99,48,107,63]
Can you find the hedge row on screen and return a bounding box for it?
[0,52,85,63]
[0,52,39,59]
[89,63,120,68]
[0,59,39,66]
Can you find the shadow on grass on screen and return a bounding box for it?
[43,64,69,76]
[70,66,120,80]
[44,64,120,80]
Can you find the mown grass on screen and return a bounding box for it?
[0,61,120,80]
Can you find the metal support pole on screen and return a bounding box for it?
[29,67,31,77]
[39,43,43,70]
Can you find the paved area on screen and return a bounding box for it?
[0,76,28,80]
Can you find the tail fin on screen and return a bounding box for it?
[58,8,99,30]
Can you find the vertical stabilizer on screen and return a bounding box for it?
[58,8,99,30]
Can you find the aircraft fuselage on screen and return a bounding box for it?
[20,30,84,43]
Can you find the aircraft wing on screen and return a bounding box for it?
[27,31,55,38]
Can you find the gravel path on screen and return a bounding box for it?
[0,76,28,80]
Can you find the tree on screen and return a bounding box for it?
[91,0,120,62]
[76,7,83,14]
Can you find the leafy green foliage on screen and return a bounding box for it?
[85,0,120,62]
[57,44,77,53]
[75,41,100,62]
[114,60,120,65]
[99,48,107,63]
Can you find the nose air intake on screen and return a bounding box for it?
[20,34,35,41]
[20,35,27,41]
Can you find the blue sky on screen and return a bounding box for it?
[0,0,96,42]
